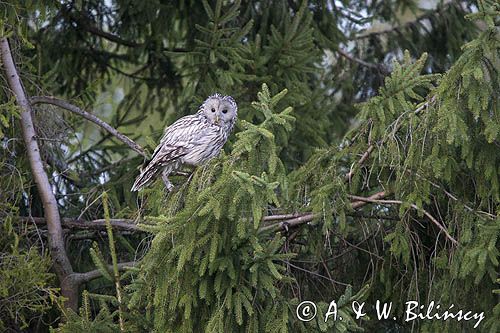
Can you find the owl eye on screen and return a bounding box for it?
[222,109,228,114]
[211,108,216,112]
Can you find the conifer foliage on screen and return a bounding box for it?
[1,0,499,332]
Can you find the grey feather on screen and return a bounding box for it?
[131,94,237,192]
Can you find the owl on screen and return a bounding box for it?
[131,94,237,192]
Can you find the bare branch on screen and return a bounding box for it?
[0,38,77,309]
[259,213,315,233]
[281,260,350,287]
[259,191,389,233]
[350,191,389,209]
[337,48,389,74]
[262,213,310,221]
[30,96,146,157]
[261,189,457,245]
[347,194,458,245]
[22,216,141,232]
[73,261,136,284]
[59,6,187,53]
[352,2,456,40]
[344,145,375,182]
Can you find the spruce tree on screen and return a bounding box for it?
[0,0,499,332]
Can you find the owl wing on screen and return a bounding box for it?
[131,115,207,191]
[151,115,207,162]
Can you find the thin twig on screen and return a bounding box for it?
[346,194,458,245]
[344,96,435,182]
[337,48,389,74]
[30,96,146,157]
[282,260,350,286]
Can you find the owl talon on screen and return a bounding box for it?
[162,174,174,192]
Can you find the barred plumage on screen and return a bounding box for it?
[131,94,237,192]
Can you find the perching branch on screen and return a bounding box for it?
[26,190,390,235]
[0,38,77,309]
[30,96,147,157]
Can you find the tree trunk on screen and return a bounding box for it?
[0,37,77,310]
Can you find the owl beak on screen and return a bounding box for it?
[215,115,220,125]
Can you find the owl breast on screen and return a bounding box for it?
[181,125,228,166]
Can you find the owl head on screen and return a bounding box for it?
[200,93,237,128]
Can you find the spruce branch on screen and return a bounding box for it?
[345,96,436,182]
[30,96,146,157]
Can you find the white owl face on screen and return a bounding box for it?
[201,94,237,127]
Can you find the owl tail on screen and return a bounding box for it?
[131,163,161,192]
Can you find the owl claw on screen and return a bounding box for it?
[162,174,174,192]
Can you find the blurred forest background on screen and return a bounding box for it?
[0,0,499,332]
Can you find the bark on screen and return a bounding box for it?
[0,38,77,310]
